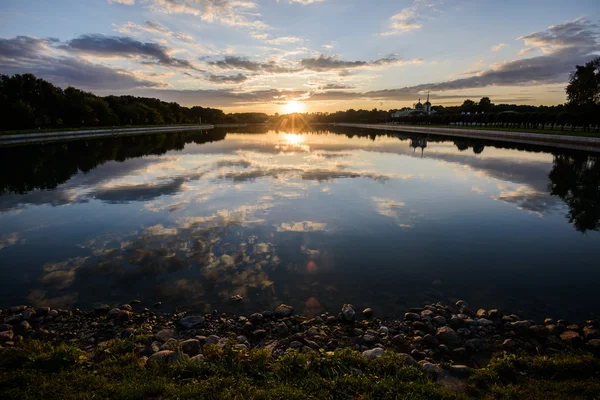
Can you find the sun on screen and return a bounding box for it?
[282,101,306,114]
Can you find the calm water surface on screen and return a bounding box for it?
[1,127,599,321]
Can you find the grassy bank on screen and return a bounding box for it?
[1,339,599,400]
[389,124,600,139]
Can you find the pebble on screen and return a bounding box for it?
[362,348,384,359]
[274,304,294,319]
[179,316,205,329]
[362,308,373,319]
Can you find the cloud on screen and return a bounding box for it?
[381,0,434,36]
[299,54,422,71]
[275,221,327,232]
[61,34,198,70]
[90,178,186,203]
[146,0,270,30]
[208,55,300,74]
[0,36,162,90]
[108,0,135,4]
[491,43,508,52]
[207,73,248,83]
[376,18,600,93]
[115,21,198,44]
[493,185,561,215]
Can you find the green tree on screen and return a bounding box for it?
[566,57,600,107]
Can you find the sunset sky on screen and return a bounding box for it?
[1,0,599,113]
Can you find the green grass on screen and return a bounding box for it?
[392,124,600,139]
[1,340,599,400]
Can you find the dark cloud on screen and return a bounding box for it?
[61,34,197,70]
[208,55,299,74]
[0,36,162,90]
[300,55,367,71]
[207,73,248,83]
[299,54,420,71]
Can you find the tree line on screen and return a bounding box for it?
[0,73,269,131]
[291,57,600,132]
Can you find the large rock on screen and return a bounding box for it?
[274,304,294,319]
[435,326,462,347]
[398,353,418,366]
[107,308,131,321]
[560,331,583,346]
[340,304,356,322]
[421,362,443,376]
[0,330,14,343]
[181,339,201,356]
[362,348,384,359]
[362,308,373,319]
[156,329,175,342]
[179,316,205,329]
[147,350,188,366]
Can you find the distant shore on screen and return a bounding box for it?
[338,123,600,152]
[0,124,215,146]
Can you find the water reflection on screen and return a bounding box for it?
[0,127,599,321]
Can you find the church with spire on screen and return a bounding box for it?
[391,92,435,118]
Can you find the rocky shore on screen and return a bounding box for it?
[1,300,599,373]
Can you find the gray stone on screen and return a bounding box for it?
[156,329,175,342]
[107,308,131,321]
[191,354,206,363]
[404,312,421,321]
[249,313,265,325]
[0,324,11,332]
[48,309,59,317]
[398,353,418,366]
[9,305,27,313]
[236,336,248,344]
[0,331,14,342]
[276,322,289,335]
[205,335,220,346]
[93,303,110,313]
[290,341,303,349]
[35,307,50,316]
[147,350,188,365]
[503,338,516,349]
[436,326,462,347]
[340,304,356,322]
[22,309,36,320]
[421,362,443,376]
[179,316,205,329]
[274,304,294,319]
[362,308,373,318]
[160,338,178,351]
[422,334,439,347]
[181,339,201,356]
[433,316,447,327]
[5,315,22,324]
[119,304,133,311]
[450,365,471,377]
[362,348,385,359]
[362,334,378,344]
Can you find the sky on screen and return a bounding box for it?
[1,0,599,113]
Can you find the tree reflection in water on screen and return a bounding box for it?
[549,154,600,233]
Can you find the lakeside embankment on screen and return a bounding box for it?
[0,124,215,146]
[1,300,599,399]
[338,123,600,152]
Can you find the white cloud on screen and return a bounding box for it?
[381,0,434,36]
[108,0,135,4]
[491,43,508,52]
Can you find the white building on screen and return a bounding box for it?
[391,92,435,118]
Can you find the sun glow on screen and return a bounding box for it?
[282,101,306,114]
[283,133,305,145]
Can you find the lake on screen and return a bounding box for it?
[0,126,599,322]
